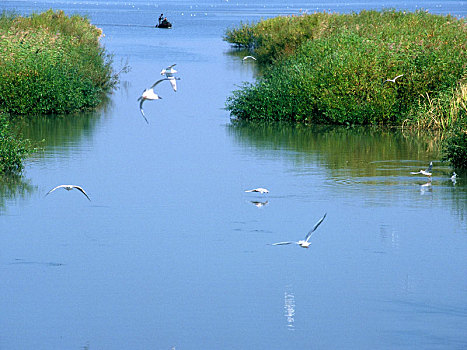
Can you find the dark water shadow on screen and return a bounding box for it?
[0,96,114,213]
[228,122,445,174]
[17,95,114,155]
[227,122,467,219]
[0,174,36,215]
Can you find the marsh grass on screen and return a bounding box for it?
[0,113,31,174]
[224,10,467,127]
[0,9,122,115]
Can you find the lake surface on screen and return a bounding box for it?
[0,1,466,349]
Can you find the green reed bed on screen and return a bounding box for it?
[0,9,118,115]
[0,113,30,174]
[0,10,122,174]
[224,10,467,168]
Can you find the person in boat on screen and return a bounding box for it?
[158,13,163,26]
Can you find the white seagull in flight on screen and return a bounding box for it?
[160,63,177,76]
[160,64,179,92]
[137,78,180,123]
[245,187,269,194]
[382,74,404,85]
[271,213,327,248]
[411,161,433,177]
[45,185,91,201]
[243,55,257,62]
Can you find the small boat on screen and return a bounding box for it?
[156,19,172,29]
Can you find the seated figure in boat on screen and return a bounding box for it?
[157,15,172,28]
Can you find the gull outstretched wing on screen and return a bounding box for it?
[304,213,327,242]
[45,185,67,196]
[139,99,149,124]
[425,161,433,173]
[72,185,91,201]
[150,78,168,89]
[271,241,294,246]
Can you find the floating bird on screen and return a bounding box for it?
[250,200,269,208]
[243,55,257,62]
[271,213,327,248]
[45,185,91,201]
[410,161,433,177]
[382,74,404,85]
[245,187,269,194]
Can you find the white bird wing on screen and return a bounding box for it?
[150,78,168,89]
[394,74,404,80]
[304,213,327,242]
[139,98,149,124]
[45,185,67,196]
[168,76,177,92]
[425,162,433,173]
[410,171,421,174]
[72,185,91,201]
[271,241,295,246]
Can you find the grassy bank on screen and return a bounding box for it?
[0,113,30,174]
[224,10,467,168]
[0,10,122,174]
[0,9,120,115]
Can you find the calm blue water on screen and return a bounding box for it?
[0,1,466,349]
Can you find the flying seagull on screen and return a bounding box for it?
[382,74,404,85]
[160,63,177,76]
[137,78,179,123]
[243,55,257,62]
[245,188,269,194]
[271,213,327,248]
[45,185,91,201]
[160,64,179,91]
[410,161,433,177]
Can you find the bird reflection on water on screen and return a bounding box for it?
[250,200,269,208]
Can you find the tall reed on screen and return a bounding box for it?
[0,10,121,115]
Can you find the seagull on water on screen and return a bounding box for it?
[410,161,433,177]
[382,74,404,85]
[245,187,269,194]
[45,185,91,201]
[243,55,257,62]
[137,78,180,123]
[271,213,327,248]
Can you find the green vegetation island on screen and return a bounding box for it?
[224,10,467,169]
[0,10,121,174]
